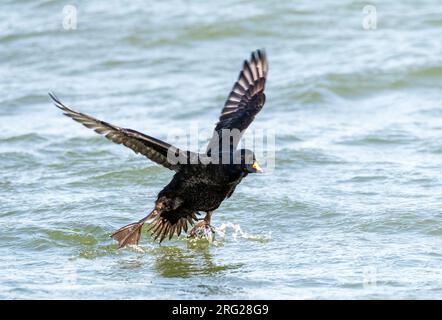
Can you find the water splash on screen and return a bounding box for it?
[126,244,149,254]
[215,223,272,243]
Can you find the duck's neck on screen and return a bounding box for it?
[226,165,247,182]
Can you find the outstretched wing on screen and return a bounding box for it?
[206,49,268,154]
[49,93,195,171]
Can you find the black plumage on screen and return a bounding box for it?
[50,49,268,248]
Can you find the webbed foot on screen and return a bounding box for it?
[188,220,215,242]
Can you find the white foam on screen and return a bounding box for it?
[215,223,272,242]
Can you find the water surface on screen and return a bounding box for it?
[0,0,441,299]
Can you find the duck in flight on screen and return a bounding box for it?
[49,49,268,248]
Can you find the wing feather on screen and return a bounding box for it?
[49,93,194,171]
[206,49,268,154]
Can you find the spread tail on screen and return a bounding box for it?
[111,210,157,248]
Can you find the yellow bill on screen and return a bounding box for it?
[252,161,263,173]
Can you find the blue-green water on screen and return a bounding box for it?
[1,0,441,299]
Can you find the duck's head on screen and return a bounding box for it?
[233,149,263,174]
